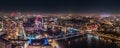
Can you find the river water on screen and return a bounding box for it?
[57,34,120,48]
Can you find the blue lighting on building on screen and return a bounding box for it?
[28,39,32,45]
[44,38,49,45]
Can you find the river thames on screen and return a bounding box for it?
[56,34,120,48]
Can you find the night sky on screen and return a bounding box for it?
[0,0,120,14]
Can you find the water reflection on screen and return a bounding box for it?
[57,34,120,48]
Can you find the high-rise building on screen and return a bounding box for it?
[116,27,120,32]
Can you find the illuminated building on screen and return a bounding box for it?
[6,20,14,39]
[6,20,19,39]
[18,21,26,39]
[89,19,94,23]
[0,21,3,32]
[13,21,19,39]
[116,27,120,32]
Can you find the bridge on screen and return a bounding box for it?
[23,32,85,48]
[8,32,85,41]
[47,32,85,40]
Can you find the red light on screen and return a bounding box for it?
[11,12,15,17]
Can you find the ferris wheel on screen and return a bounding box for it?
[35,16,44,30]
